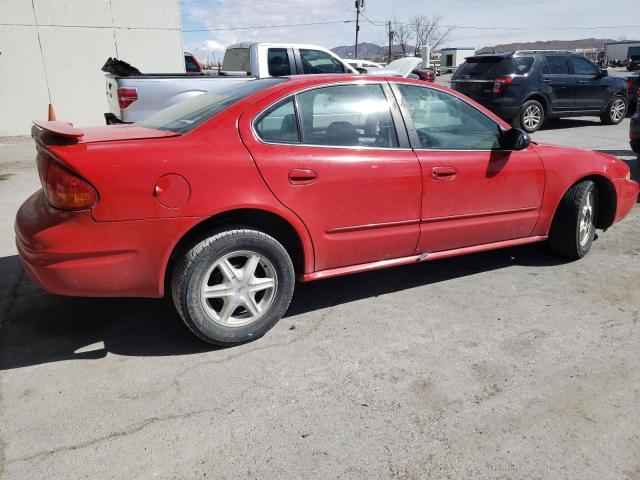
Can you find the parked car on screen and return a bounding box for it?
[451,51,630,133]
[184,52,205,75]
[412,68,436,82]
[626,73,639,112]
[630,84,640,165]
[104,42,359,123]
[17,75,638,345]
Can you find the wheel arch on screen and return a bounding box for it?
[523,93,549,114]
[161,208,314,296]
[550,174,617,230]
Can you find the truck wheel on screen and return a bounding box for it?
[600,95,627,125]
[171,228,295,346]
[548,180,598,259]
[514,100,545,133]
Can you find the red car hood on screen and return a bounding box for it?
[33,120,179,143]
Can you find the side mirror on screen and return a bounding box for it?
[597,69,608,78]
[499,127,531,151]
[354,67,368,74]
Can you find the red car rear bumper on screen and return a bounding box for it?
[15,191,200,298]
[613,178,639,224]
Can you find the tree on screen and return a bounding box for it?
[392,16,411,57]
[410,14,453,56]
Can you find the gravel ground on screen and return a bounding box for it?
[0,116,638,479]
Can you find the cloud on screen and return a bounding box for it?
[181,0,640,55]
[181,0,352,51]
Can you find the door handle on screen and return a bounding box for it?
[578,80,589,84]
[288,168,317,185]
[431,166,458,180]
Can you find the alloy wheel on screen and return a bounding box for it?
[610,98,626,122]
[200,250,278,327]
[523,104,542,130]
[578,191,594,246]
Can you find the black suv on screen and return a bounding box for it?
[451,51,629,133]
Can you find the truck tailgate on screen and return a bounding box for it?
[105,75,122,120]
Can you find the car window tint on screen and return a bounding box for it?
[267,48,291,77]
[254,99,299,143]
[543,56,570,74]
[396,84,500,150]
[296,84,398,148]
[570,56,598,75]
[456,57,533,76]
[299,49,345,74]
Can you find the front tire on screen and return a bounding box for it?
[514,100,545,133]
[600,95,627,125]
[548,180,598,259]
[171,228,295,346]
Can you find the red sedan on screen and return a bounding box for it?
[412,68,436,82]
[16,75,638,345]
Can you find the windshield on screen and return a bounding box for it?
[455,56,534,77]
[136,79,285,134]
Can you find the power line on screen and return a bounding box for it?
[183,19,355,33]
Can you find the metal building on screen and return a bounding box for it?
[0,0,184,136]
[604,41,640,61]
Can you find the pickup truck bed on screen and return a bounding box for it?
[105,73,251,123]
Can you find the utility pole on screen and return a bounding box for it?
[388,20,394,63]
[354,0,364,59]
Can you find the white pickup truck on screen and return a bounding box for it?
[104,43,361,123]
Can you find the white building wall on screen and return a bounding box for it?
[0,0,184,136]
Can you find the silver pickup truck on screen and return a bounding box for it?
[104,43,360,123]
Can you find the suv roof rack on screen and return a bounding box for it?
[514,50,574,55]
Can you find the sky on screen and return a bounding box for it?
[180,0,640,61]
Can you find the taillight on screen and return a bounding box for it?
[628,80,635,91]
[117,87,138,109]
[493,76,514,95]
[631,131,640,140]
[44,160,98,210]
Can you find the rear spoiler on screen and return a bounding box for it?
[33,120,83,138]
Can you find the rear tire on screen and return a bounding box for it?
[600,95,627,125]
[548,180,598,259]
[171,228,295,346]
[514,100,545,133]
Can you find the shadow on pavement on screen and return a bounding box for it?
[0,243,569,370]
[539,118,603,131]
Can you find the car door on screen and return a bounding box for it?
[542,55,576,112]
[239,81,422,272]
[391,83,544,253]
[569,55,609,111]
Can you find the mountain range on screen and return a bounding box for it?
[331,38,618,59]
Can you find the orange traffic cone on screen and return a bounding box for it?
[48,104,56,121]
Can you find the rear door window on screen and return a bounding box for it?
[543,56,570,74]
[456,57,534,77]
[267,48,292,77]
[296,84,398,148]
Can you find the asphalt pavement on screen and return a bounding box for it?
[0,117,638,479]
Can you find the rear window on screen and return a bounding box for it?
[222,48,251,73]
[136,79,285,134]
[455,56,534,77]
